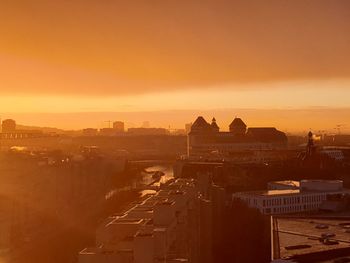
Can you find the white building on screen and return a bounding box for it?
[233,180,350,215]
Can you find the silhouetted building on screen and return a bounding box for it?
[2,119,16,132]
[299,131,349,168]
[127,127,169,135]
[82,128,98,136]
[99,128,118,136]
[229,117,246,135]
[323,134,350,146]
[0,119,43,139]
[188,116,287,157]
[113,121,125,132]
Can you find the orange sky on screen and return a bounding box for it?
[0,1,349,130]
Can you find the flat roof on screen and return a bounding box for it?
[236,189,301,197]
[271,180,300,187]
[109,218,143,225]
[236,189,350,197]
[272,217,350,262]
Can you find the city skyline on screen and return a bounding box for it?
[2,2,350,263]
[1,107,350,134]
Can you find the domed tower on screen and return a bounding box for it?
[229,117,247,135]
[210,117,219,132]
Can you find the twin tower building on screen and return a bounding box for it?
[187,116,287,158]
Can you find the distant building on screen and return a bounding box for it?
[113,121,125,132]
[1,119,43,139]
[324,134,350,146]
[127,127,169,135]
[299,131,350,168]
[2,119,16,132]
[82,128,98,136]
[188,116,287,157]
[99,128,118,136]
[97,121,125,136]
[171,129,186,135]
[185,123,192,134]
[233,179,350,215]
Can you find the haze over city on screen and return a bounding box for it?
[1,0,350,132]
[2,1,350,263]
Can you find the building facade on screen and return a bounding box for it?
[113,121,125,132]
[187,116,287,158]
[233,180,350,215]
[1,119,43,139]
[1,119,16,132]
[78,176,225,263]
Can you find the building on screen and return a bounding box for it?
[96,121,125,136]
[187,116,287,157]
[1,119,16,132]
[82,128,98,136]
[99,128,116,136]
[1,119,43,139]
[113,121,125,133]
[127,128,169,135]
[233,180,350,215]
[78,176,225,263]
[268,181,300,191]
[271,216,350,262]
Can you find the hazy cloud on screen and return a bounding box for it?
[1,0,350,95]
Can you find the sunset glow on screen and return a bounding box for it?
[0,0,349,131]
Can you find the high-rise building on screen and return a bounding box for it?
[113,121,125,132]
[1,119,16,133]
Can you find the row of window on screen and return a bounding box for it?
[262,195,325,207]
[264,203,320,214]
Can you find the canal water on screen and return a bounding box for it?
[105,163,174,200]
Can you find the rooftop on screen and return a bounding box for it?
[238,188,350,197]
[272,216,350,262]
[237,189,313,197]
[271,181,300,187]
